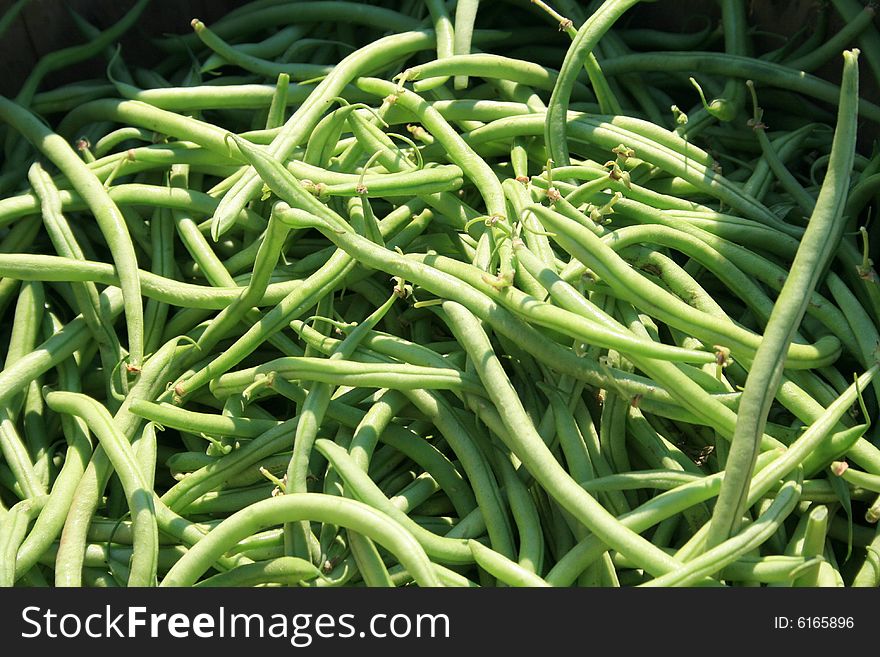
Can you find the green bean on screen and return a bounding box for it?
[266,73,290,130]
[356,77,513,281]
[289,321,512,556]
[182,484,275,515]
[316,438,472,564]
[598,389,636,506]
[832,464,880,495]
[530,163,706,212]
[28,163,124,389]
[210,355,484,399]
[212,30,435,239]
[160,493,440,587]
[417,0,455,92]
[44,391,158,587]
[57,99,252,160]
[470,114,792,232]
[161,386,470,522]
[194,556,322,588]
[143,206,174,356]
[788,6,875,74]
[307,103,372,168]
[52,337,192,586]
[405,396,516,560]
[296,163,465,198]
[826,273,880,409]
[93,127,157,157]
[166,163,241,288]
[0,253,317,309]
[23,81,114,116]
[0,0,30,40]
[0,281,47,500]
[829,0,880,86]
[348,531,395,587]
[387,561,479,588]
[580,470,701,492]
[0,97,144,369]
[191,20,331,82]
[404,54,567,92]
[410,250,717,364]
[531,203,839,368]
[452,0,479,89]
[644,473,803,587]
[283,291,398,559]
[283,205,738,411]
[576,392,648,520]
[202,24,307,72]
[545,447,781,586]
[157,2,421,53]
[600,50,880,125]
[174,250,356,399]
[529,0,621,116]
[616,16,715,50]
[704,50,860,552]
[743,124,819,202]
[14,354,93,581]
[43,542,180,578]
[80,568,119,588]
[468,539,550,587]
[109,80,370,112]
[792,505,830,587]
[195,202,290,350]
[494,448,544,575]
[160,416,297,512]
[617,551,817,585]
[440,300,684,577]
[609,199,860,360]
[13,0,149,107]
[680,367,877,561]
[701,0,749,124]
[545,0,646,168]
[130,400,276,438]
[347,390,410,472]
[0,495,47,586]
[851,526,880,587]
[2,277,42,375]
[168,137,372,400]
[22,381,51,490]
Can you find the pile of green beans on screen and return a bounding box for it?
[2,0,880,588]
